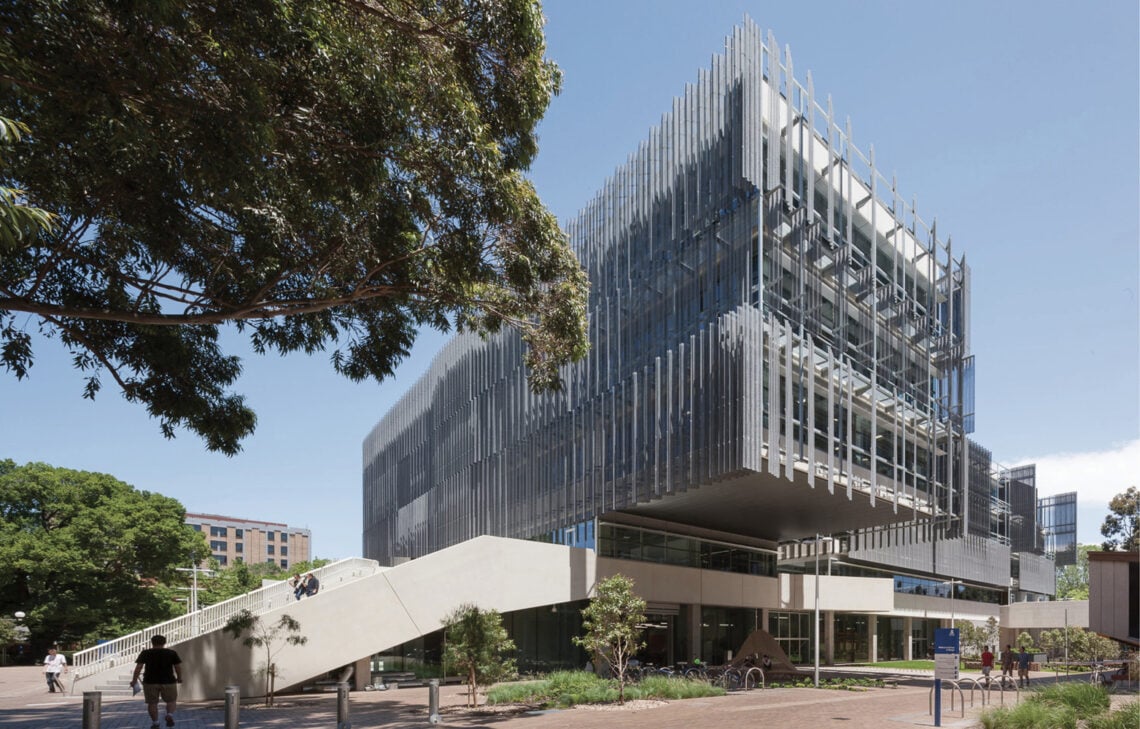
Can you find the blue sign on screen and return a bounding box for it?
[934,627,960,655]
[933,627,961,725]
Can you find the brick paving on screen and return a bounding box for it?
[1,665,1086,729]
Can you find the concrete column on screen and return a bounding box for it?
[760,608,770,634]
[904,617,914,661]
[689,604,703,662]
[824,610,835,665]
[353,657,371,690]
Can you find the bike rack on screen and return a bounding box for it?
[959,677,988,706]
[985,675,1021,705]
[928,680,966,719]
[747,666,766,689]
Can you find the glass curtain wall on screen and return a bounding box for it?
[876,616,906,661]
[503,604,588,674]
[701,607,753,665]
[910,618,940,660]
[833,614,869,663]
[768,611,812,664]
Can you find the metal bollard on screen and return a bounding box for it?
[82,691,101,729]
[428,678,441,725]
[224,685,240,729]
[336,682,350,729]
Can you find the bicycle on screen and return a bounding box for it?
[716,667,744,691]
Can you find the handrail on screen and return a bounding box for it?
[71,557,381,681]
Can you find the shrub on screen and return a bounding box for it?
[485,670,723,708]
[485,680,548,706]
[1029,682,1110,719]
[982,701,1077,729]
[1085,701,1139,729]
[630,675,725,700]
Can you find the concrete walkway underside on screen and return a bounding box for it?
[0,665,1121,728]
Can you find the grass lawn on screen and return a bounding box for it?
[859,660,937,671]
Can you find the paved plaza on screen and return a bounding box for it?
[0,665,1107,729]
[0,665,995,729]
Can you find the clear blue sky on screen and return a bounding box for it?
[1,0,1136,560]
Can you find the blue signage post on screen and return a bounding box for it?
[933,627,960,728]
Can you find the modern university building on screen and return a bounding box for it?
[361,20,1055,671]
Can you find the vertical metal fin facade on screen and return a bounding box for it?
[363,19,972,565]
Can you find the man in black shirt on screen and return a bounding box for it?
[304,572,320,597]
[131,634,183,729]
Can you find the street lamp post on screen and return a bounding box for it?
[948,579,959,628]
[10,612,28,665]
[812,534,834,688]
[1064,607,1069,665]
[176,565,215,634]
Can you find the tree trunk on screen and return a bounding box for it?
[616,648,625,704]
[266,661,274,707]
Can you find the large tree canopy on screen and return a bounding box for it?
[1100,486,1138,551]
[1055,544,1094,600]
[0,0,588,454]
[0,459,207,646]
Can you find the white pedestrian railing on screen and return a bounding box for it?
[71,557,381,680]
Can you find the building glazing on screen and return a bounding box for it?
[1038,492,1078,568]
[362,19,1051,667]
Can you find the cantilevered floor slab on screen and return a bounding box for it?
[617,464,929,542]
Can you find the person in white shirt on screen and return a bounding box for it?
[43,647,67,693]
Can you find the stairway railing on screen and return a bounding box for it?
[71,557,381,681]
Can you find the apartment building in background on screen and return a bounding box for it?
[362,20,1055,670]
[186,513,312,569]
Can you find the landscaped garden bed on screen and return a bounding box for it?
[981,682,1137,729]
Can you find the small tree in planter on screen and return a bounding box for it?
[223,609,308,706]
[442,604,517,708]
[1016,631,1035,651]
[983,617,1000,652]
[955,620,985,658]
[573,574,645,704]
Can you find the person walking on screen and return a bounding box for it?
[980,645,995,685]
[43,647,67,693]
[1017,646,1032,688]
[999,644,1015,683]
[131,634,183,729]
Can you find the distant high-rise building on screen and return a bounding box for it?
[186,513,311,569]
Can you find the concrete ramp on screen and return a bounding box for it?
[87,536,596,701]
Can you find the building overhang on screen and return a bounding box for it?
[613,467,927,542]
